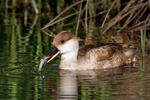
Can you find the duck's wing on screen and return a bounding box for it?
[78,43,122,61]
[78,45,100,57]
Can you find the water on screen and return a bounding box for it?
[0,5,150,100]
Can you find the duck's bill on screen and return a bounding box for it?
[38,46,60,72]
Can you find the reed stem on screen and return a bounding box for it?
[140,26,146,58]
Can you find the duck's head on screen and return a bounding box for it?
[39,31,79,71]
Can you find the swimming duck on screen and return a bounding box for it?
[39,31,135,71]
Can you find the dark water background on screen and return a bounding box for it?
[0,1,150,100]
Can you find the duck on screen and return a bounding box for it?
[39,31,135,71]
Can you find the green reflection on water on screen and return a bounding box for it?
[10,8,17,63]
[0,3,60,99]
[10,81,17,100]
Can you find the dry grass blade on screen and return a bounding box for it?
[101,0,136,34]
[136,5,148,22]
[41,0,86,30]
[42,29,56,37]
[102,1,149,34]
[45,12,78,27]
[101,0,116,28]
[129,14,150,31]
[85,0,88,34]
[121,3,147,30]
[75,0,83,35]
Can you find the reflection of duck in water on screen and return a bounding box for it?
[59,70,77,100]
[39,31,135,71]
[57,66,138,100]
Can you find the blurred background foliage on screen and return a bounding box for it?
[1,0,150,44]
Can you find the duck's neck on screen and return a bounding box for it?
[61,49,78,63]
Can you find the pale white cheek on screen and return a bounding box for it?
[57,39,79,53]
[58,44,71,53]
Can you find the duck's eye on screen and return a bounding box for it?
[61,40,64,43]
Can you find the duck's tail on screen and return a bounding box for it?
[123,48,136,62]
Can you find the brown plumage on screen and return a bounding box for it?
[78,43,122,58]
[52,31,76,46]
[45,31,136,70]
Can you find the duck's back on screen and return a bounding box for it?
[78,43,135,69]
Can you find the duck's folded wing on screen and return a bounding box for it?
[85,45,119,61]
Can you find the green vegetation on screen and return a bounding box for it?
[140,26,146,58]
[0,0,149,100]
[1,0,149,43]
